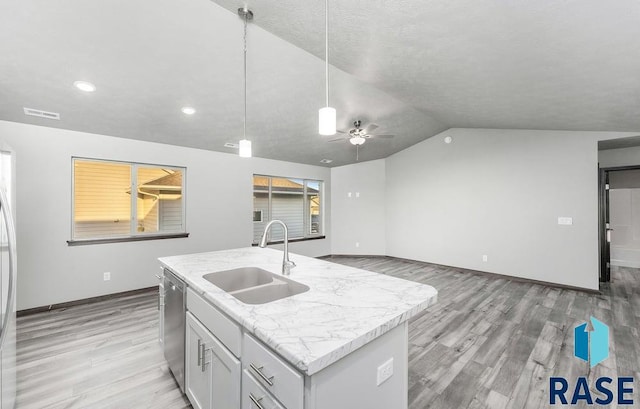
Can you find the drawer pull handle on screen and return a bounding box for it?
[200,342,207,371]
[249,393,265,409]
[197,339,202,367]
[250,363,274,386]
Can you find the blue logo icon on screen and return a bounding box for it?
[574,317,609,368]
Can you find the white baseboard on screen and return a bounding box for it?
[610,259,640,268]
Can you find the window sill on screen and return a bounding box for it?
[251,235,326,246]
[67,233,189,246]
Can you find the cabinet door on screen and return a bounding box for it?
[186,313,212,409]
[186,312,241,409]
[209,332,241,409]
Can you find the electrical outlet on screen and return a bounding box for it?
[348,192,352,198]
[355,192,360,198]
[558,217,573,226]
[103,272,111,281]
[355,242,360,248]
[377,358,394,386]
[482,255,488,262]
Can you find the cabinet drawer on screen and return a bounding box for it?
[242,370,285,409]
[187,288,241,357]
[243,334,303,409]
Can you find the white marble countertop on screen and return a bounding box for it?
[159,247,437,375]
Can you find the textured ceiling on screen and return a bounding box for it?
[1,0,639,168]
[0,0,444,167]
[213,0,640,131]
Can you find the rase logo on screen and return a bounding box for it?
[573,316,609,368]
[550,317,635,406]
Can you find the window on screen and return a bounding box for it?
[71,158,186,243]
[253,175,323,243]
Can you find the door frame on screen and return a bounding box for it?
[598,164,640,282]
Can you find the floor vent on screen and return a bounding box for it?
[24,107,60,120]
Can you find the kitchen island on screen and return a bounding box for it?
[159,247,437,409]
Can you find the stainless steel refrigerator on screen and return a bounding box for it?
[0,146,16,409]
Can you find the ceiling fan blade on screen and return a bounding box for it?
[336,129,348,134]
[328,137,347,142]
[364,123,379,133]
[370,134,395,139]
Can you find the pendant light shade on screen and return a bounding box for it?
[319,107,336,136]
[238,8,253,158]
[318,0,336,136]
[239,139,252,158]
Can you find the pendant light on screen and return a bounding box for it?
[238,8,253,158]
[318,0,336,136]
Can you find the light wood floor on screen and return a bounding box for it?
[16,291,190,409]
[326,258,640,409]
[16,259,640,408]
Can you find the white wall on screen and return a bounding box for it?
[330,160,386,255]
[384,128,637,290]
[0,120,331,310]
[599,146,640,168]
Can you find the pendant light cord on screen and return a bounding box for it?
[325,0,329,107]
[243,12,248,139]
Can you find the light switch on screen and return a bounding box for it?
[355,192,360,198]
[558,217,573,226]
[348,192,352,198]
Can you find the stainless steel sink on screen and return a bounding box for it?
[202,267,273,292]
[232,277,310,305]
[202,267,309,304]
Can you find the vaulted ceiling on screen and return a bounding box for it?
[1,0,639,166]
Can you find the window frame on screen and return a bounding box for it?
[68,157,188,246]
[252,174,325,245]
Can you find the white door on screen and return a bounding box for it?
[186,313,212,409]
[185,312,240,409]
[208,326,240,409]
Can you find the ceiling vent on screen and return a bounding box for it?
[320,159,333,164]
[224,142,239,148]
[23,107,60,120]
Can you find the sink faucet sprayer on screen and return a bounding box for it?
[258,220,296,276]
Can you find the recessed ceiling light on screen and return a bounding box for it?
[181,107,196,115]
[73,81,96,92]
[320,159,333,164]
[444,136,453,144]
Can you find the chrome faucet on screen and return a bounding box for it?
[259,220,296,276]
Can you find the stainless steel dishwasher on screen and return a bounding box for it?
[163,269,186,392]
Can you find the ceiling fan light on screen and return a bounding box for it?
[349,136,365,146]
[239,139,252,158]
[319,107,336,135]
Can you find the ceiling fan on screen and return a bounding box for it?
[329,120,395,146]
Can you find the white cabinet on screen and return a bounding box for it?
[242,369,285,409]
[174,287,408,409]
[186,312,240,409]
[243,334,303,409]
